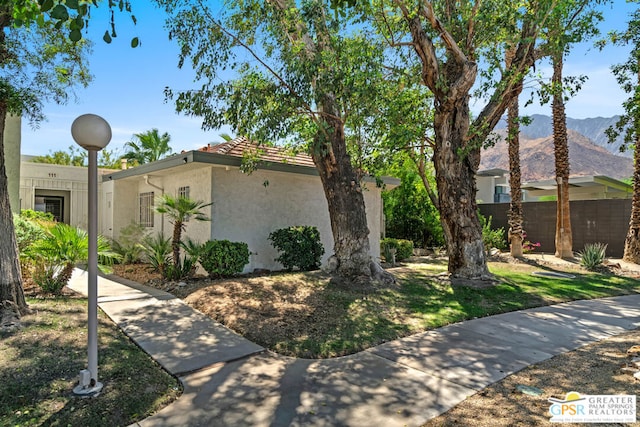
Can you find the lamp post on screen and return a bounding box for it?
[71,114,111,396]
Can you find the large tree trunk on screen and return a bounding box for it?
[552,54,573,258]
[0,105,27,331]
[312,108,393,286]
[622,70,640,263]
[506,48,524,258]
[433,100,490,279]
[0,4,27,329]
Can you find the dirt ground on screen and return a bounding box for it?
[423,328,640,426]
[110,257,640,425]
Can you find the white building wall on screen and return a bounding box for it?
[107,163,386,273]
[157,166,214,246]
[476,175,496,204]
[19,162,111,230]
[209,167,383,272]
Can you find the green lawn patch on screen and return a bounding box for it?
[0,297,181,427]
[180,259,640,358]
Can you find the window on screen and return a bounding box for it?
[178,186,190,199]
[139,191,154,227]
[178,186,191,221]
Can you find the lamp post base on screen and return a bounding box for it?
[73,382,103,397]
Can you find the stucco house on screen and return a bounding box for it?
[102,138,398,272]
[19,156,114,227]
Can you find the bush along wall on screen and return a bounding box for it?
[200,240,250,278]
[269,225,325,271]
[380,238,414,262]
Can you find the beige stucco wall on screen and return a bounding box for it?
[107,162,385,273]
[157,166,214,246]
[5,114,21,213]
[20,161,111,230]
[101,179,139,239]
[210,166,383,272]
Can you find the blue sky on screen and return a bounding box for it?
[20,1,637,157]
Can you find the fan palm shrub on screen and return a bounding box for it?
[155,194,212,271]
[27,223,121,294]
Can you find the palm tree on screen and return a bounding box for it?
[551,52,573,259]
[155,194,212,269]
[541,1,602,258]
[505,46,524,258]
[123,129,173,165]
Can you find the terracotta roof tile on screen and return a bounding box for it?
[199,137,315,168]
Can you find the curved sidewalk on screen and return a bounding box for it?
[68,269,640,427]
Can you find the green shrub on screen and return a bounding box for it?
[200,240,249,278]
[112,222,148,264]
[13,214,46,253]
[380,238,414,262]
[479,212,506,252]
[268,226,324,271]
[382,167,445,248]
[142,233,172,276]
[578,243,607,270]
[20,209,55,221]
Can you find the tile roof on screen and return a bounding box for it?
[199,137,315,168]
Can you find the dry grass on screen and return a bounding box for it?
[0,287,181,427]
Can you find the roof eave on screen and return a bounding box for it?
[102,150,398,186]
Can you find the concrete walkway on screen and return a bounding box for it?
[67,268,640,427]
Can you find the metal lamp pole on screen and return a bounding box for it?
[71,114,111,397]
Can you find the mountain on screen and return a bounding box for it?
[480,129,634,182]
[495,114,631,158]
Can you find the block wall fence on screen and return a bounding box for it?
[479,199,631,258]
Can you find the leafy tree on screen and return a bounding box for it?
[604,8,640,263]
[158,0,394,285]
[123,128,173,165]
[382,157,443,248]
[382,1,554,279]
[154,194,211,271]
[32,145,87,166]
[1,1,137,329]
[32,145,125,169]
[0,4,91,329]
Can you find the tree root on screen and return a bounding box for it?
[324,255,396,292]
[0,300,22,332]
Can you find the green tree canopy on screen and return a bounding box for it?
[158,0,395,285]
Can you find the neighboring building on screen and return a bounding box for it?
[102,138,398,272]
[522,175,632,201]
[19,156,114,228]
[476,168,511,203]
[476,169,632,204]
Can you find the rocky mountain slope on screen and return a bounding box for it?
[496,114,630,158]
[480,129,634,182]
